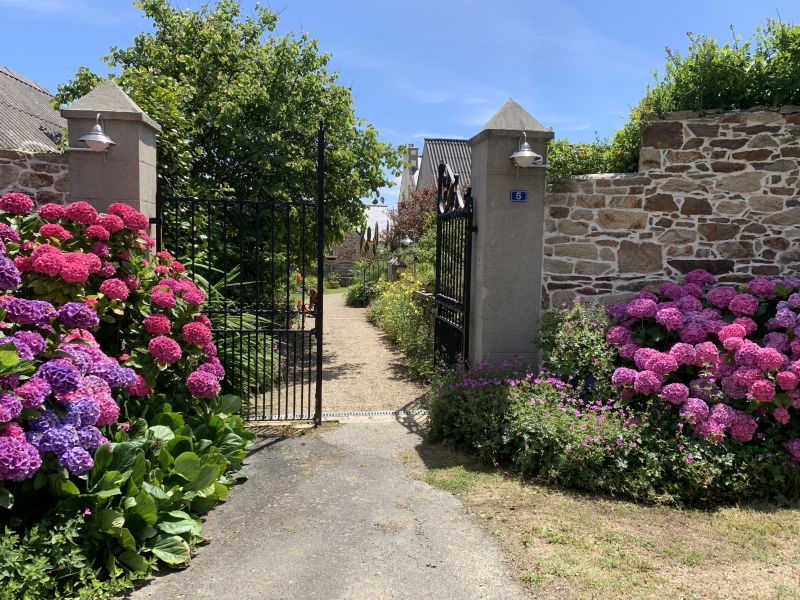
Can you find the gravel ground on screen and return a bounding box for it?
[128,292,531,600]
[321,293,426,414]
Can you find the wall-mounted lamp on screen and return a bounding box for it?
[509,132,543,168]
[68,113,115,153]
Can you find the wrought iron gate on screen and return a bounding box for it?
[155,130,325,423]
[434,161,475,367]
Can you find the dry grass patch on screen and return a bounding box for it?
[418,444,800,600]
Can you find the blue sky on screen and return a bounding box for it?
[2,0,798,203]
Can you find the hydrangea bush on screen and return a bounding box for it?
[0,192,252,593]
[606,269,800,466]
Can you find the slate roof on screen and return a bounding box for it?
[0,65,66,152]
[423,138,472,188]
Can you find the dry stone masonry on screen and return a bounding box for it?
[0,150,69,204]
[542,107,800,308]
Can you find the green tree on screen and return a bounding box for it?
[54,0,399,246]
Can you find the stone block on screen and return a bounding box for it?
[550,206,569,218]
[698,223,739,241]
[557,220,589,235]
[553,243,598,259]
[608,195,642,208]
[732,149,774,161]
[688,123,719,137]
[17,171,54,189]
[618,241,662,273]
[753,159,797,172]
[716,199,747,214]
[748,133,778,148]
[597,210,647,230]
[748,196,785,212]
[0,164,16,188]
[660,177,707,193]
[763,237,790,251]
[681,197,713,215]
[667,259,734,275]
[764,207,800,225]
[658,229,696,243]
[575,195,606,209]
[710,161,746,173]
[717,241,754,259]
[543,258,573,274]
[641,121,683,149]
[716,172,765,193]
[643,193,677,212]
[574,260,612,275]
[570,209,594,220]
[638,148,662,170]
[710,138,747,149]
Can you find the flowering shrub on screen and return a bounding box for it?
[0,193,252,593]
[605,269,800,466]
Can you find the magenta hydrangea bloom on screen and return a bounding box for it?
[605,325,630,346]
[99,278,129,301]
[143,314,171,334]
[655,307,683,330]
[633,347,660,370]
[186,370,221,399]
[776,371,798,391]
[0,192,34,214]
[668,343,696,366]
[729,294,759,316]
[773,407,791,425]
[39,223,72,241]
[633,370,662,395]
[644,353,678,375]
[65,201,99,225]
[14,377,51,408]
[750,380,776,402]
[0,393,22,423]
[0,437,41,481]
[756,347,785,372]
[38,202,67,220]
[611,367,637,387]
[661,382,689,405]
[709,402,737,428]
[717,323,746,341]
[660,283,685,299]
[706,286,737,309]
[181,322,212,346]
[693,418,726,441]
[148,336,182,365]
[730,413,758,442]
[684,269,716,288]
[694,342,719,366]
[198,358,225,379]
[680,398,709,425]
[150,289,176,309]
[682,283,704,298]
[626,298,658,319]
[748,278,776,298]
[95,394,120,426]
[679,323,707,344]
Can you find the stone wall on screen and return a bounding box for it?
[542,107,800,308]
[0,150,69,204]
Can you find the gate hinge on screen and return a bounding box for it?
[470,225,478,233]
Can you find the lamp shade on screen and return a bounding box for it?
[78,116,115,152]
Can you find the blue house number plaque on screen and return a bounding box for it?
[510,190,528,202]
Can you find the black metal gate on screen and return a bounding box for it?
[155,130,325,423]
[434,161,475,367]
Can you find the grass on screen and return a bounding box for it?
[416,444,800,600]
[323,285,350,295]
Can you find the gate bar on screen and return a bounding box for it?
[314,124,325,425]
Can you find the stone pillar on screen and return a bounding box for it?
[468,99,554,366]
[60,80,161,219]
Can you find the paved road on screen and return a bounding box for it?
[130,293,530,600]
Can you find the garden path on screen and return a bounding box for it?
[129,293,532,600]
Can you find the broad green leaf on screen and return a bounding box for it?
[116,527,137,552]
[149,425,175,443]
[0,484,12,509]
[173,451,203,481]
[118,550,150,573]
[218,394,241,414]
[185,464,221,492]
[151,534,191,565]
[96,509,125,532]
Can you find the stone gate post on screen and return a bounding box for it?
[60,80,161,219]
[468,99,553,366]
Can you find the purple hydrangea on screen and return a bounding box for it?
[775,309,797,329]
[198,358,225,379]
[682,283,704,298]
[77,426,106,452]
[3,298,56,327]
[0,437,41,481]
[57,302,100,329]
[37,425,79,456]
[60,345,92,374]
[58,446,93,475]
[675,295,703,313]
[13,331,45,355]
[734,342,760,367]
[633,370,662,395]
[611,367,637,387]
[36,360,81,394]
[0,392,22,422]
[66,396,100,428]
[730,413,758,442]
[788,293,800,310]
[605,325,631,346]
[626,298,658,319]
[27,407,60,432]
[680,398,709,425]
[748,278,776,298]
[660,283,685,300]
[661,382,689,405]
[0,255,20,291]
[679,323,708,344]
[721,376,748,400]
[14,377,51,408]
[684,269,716,288]
[709,403,737,428]
[619,342,639,360]
[605,303,628,321]
[0,224,20,243]
[706,286,737,309]
[89,361,135,388]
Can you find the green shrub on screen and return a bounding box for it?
[427,365,800,505]
[368,273,434,379]
[345,280,377,307]
[536,302,616,399]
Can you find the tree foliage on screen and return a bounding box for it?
[385,184,436,249]
[548,19,800,183]
[53,0,399,245]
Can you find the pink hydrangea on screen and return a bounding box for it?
[59,259,89,284]
[786,438,800,463]
[733,367,763,389]
[85,225,110,241]
[605,325,631,346]
[122,209,149,230]
[709,402,737,428]
[97,278,128,301]
[694,342,719,366]
[634,348,660,370]
[186,370,220,399]
[148,336,182,365]
[0,192,34,214]
[38,203,67,220]
[717,323,746,341]
[656,308,683,330]
[143,314,171,334]
[679,323,707,344]
[39,224,72,241]
[181,322,212,346]
[748,278,776,298]
[756,347,785,372]
[150,289,176,309]
[668,343,696,366]
[183,290,205,305]
[776,371,798,391]
[202,343,218,358]
[730,413,758,442]
[99,214,125,233]
[660,283,685,299]
[64,201,99,225]
[644,353,678,375]
[95,394,120,426]
[729,294,759,316]
[733,317,758,334]
[33,252,64,277]
[127,374,152,397]
[626,298,658,319]
[723,337,745,352]
[619,342,639,360]
[194,314,211,328]
[633,370,662,395]
[750,380,776,402]
[773,406,791,425]
[661,382,689,405]
[693,418,726,441]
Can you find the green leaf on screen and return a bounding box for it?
[118,549,150,573]
[126,490,158,536]
[149,425,176,443]
[96,509,125,532]
[151,534,191,565]
[0,483,12,509]
[116,527,138,552]
[185,464,221,492]
[0,343,20,369]
[173,451,203,481]
[218,394,241,414]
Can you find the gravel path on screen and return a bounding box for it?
[321,293,426,414]
[129,292,531,600]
